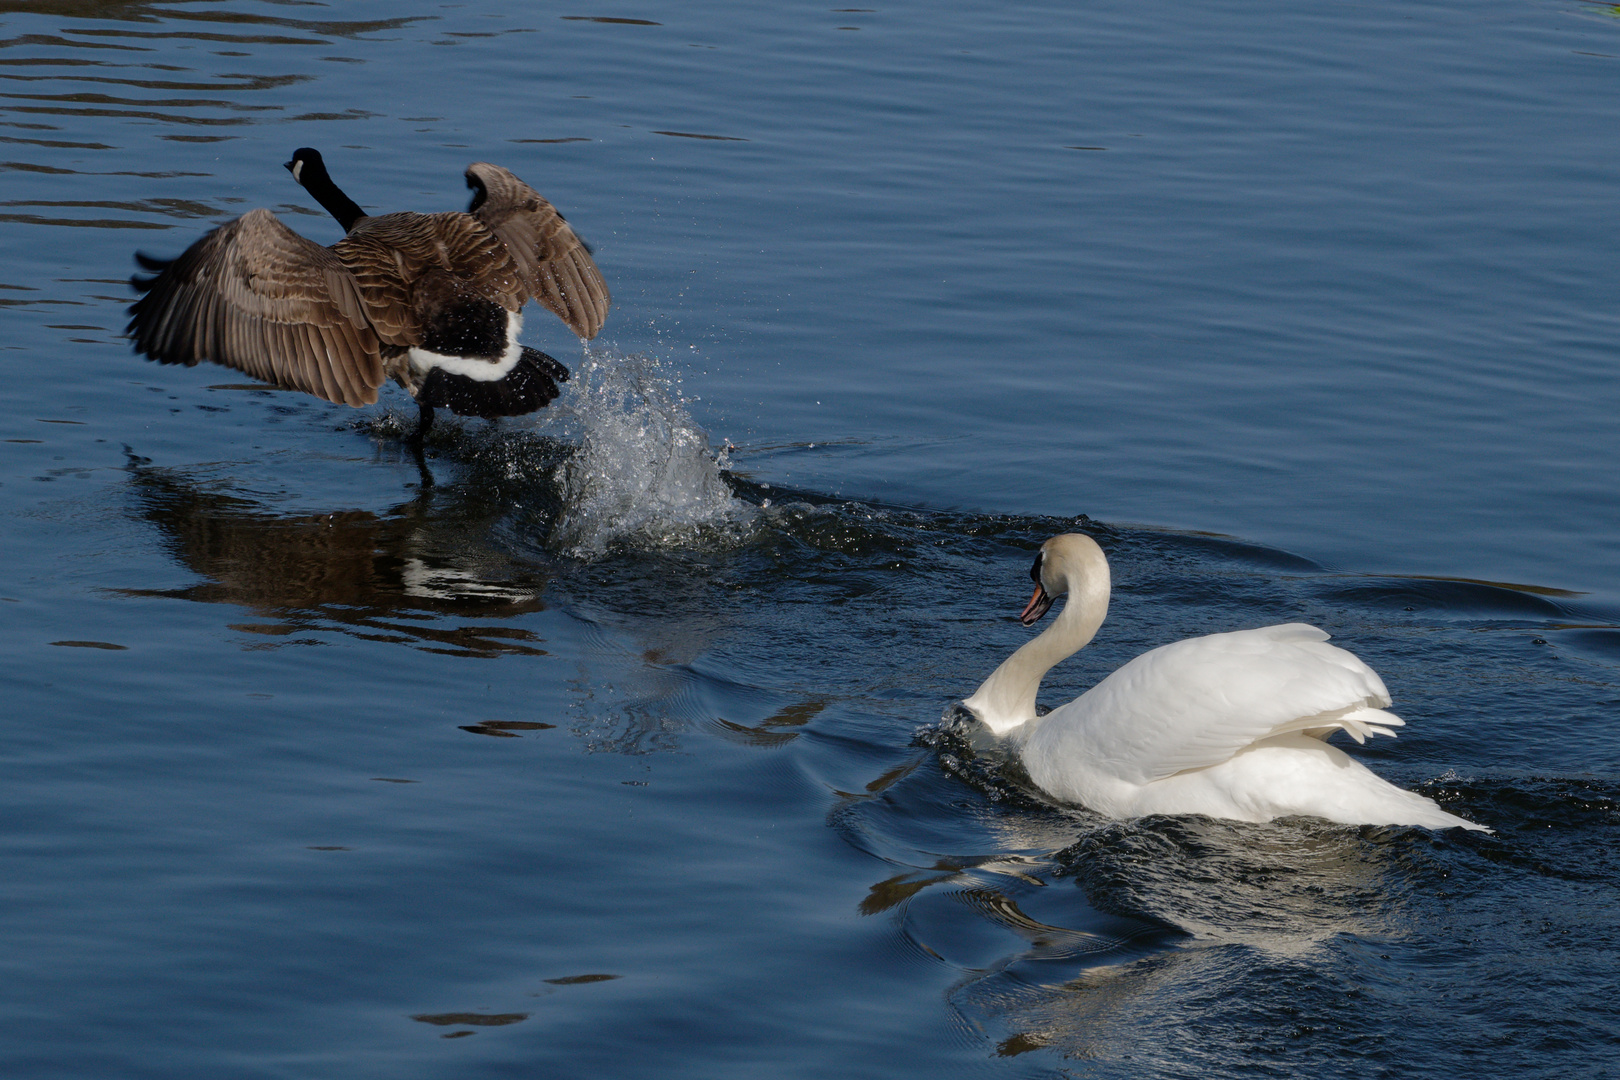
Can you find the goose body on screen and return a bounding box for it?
[963,534,1487,831]
[126,148,610,440]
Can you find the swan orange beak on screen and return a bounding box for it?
[1020,584,1054,626]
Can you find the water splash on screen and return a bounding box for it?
[544,343,755,559]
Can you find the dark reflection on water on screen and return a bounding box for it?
[0,197,224,218]
[651,130,750,141]
[558,17,663,26]
[0,2,429,170]
[116,451,555,657]
[410,1011,528,1026]
[460,720,555,737]
[707,699,825,747]
[1311,575,1582,618]
[0,0,428,39]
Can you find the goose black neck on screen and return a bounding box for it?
[291,152,367,232]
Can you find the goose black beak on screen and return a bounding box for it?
[1020,584,1054,626]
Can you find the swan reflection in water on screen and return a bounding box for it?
[115,451,552,658]
[846,724,1439,1064]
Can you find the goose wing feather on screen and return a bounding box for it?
[127,208,385,406]
[331,211,520,345]
[464,162,610,338]
[1032,624,1396,787]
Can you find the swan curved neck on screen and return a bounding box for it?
[962,559,1110,736]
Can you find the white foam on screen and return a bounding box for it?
[545,343,755,558]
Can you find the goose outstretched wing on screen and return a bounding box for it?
[464,161,610,339]
[127,208,386,407]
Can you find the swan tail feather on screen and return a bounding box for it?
[1292,705,1404,745]
[1340,705,1404,744]
[1392,790,1493,833]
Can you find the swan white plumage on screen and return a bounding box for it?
[962,534,1488,831]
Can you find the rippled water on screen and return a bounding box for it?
[2,1,1618,1077]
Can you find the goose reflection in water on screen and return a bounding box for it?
[116,452,551,658]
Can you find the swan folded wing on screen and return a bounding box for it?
[127,208,385,407]
[1056,624,1398,787]
[465,162,611,339]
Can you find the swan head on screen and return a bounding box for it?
[962,533,1112,736]
[1023,533,1109,625]
[1021,547,1055,625]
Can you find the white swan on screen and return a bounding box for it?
[963,534,1488,831]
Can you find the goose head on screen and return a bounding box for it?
[283,147,323,185]
[284,147,366,232]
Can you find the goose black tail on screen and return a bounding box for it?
[415,348,570,419]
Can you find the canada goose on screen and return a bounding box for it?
[126,148,610,445]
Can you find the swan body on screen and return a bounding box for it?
[963,534,1487,831]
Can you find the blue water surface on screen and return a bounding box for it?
[1,1,1617,1077]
